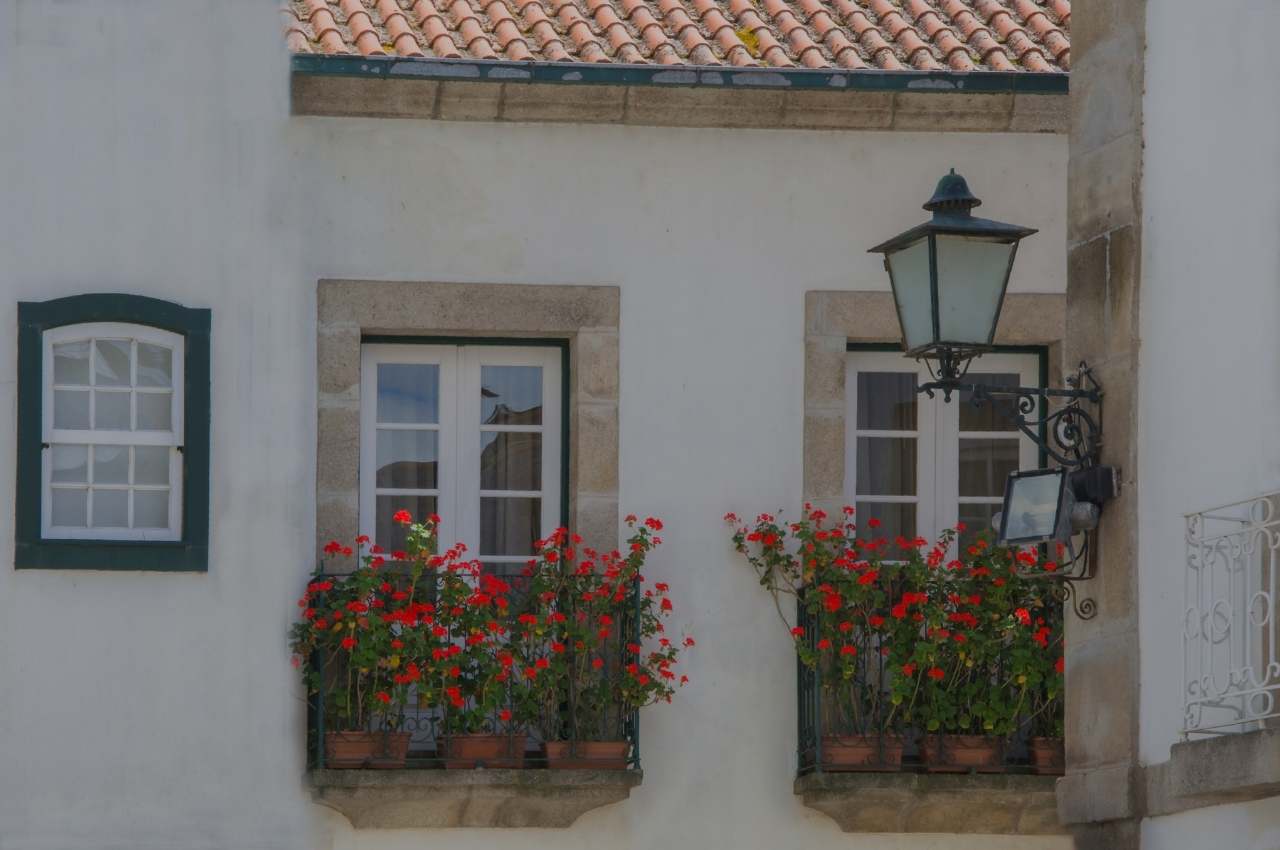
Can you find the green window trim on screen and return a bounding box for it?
[16,294,211,571]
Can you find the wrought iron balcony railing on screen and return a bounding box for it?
[795,599,1063,775]
[1185,493,1280,736]
[305,573,641,770]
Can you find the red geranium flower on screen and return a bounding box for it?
[927,666,945,681]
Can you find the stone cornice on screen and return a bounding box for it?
[291,72,1067,133]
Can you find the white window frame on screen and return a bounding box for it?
[41,322,185,541]
[845,350,1040,544]
[359,343,563,565]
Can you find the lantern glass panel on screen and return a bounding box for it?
[885,237,934,351]
[935,234,1016,346]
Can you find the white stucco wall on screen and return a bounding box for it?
[1137,1,1280,847]
[0,2,1068,848]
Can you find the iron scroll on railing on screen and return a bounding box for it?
[1184,493,1280,736]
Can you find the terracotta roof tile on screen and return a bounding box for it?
[285,0,1070,72]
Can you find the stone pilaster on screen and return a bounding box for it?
[1057,0,1147,845]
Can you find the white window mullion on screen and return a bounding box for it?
[457,349,481,561]
[932,371,959,540]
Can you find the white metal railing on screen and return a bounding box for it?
[1184,493,1280,736]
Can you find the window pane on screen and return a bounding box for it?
[94,339,131,387]
[91,489,129,527]
[134,490,170,529]
[480,497,541,556]
[958,503,999,551]
[51,445,88,483]
[377,364,439,424]
[853,501,916,541]
[856,372,917,430]
[51,489,87,527]
[136,343,172,388]
[53,342,90,385]
[959,438,1020,498]
[959,373,1022,432]
[375,495,437,553]
[481,366,542,426]
[54,390,90,429]
[134,446,170,485]
[376,429,439,490]
[855,437,917,496]
[94,390,131,430]
[93,445,130,484]
[136,392,172,431]
[480,432,542,491]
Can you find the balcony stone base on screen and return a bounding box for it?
[795,771,1065,834]
[310,768,642,828]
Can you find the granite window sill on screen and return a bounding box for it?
[310,768,642,828]
[795,772,1065,834]
[1145,727,1280,817]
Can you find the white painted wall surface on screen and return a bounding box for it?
[1137,0,1280,847]
[0,2,1068,848]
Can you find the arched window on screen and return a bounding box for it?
[16,295,210,570]
[42,323,184,540]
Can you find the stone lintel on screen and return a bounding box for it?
[310,768,642,828]
[794,771,1065,834]
[292,74,1067,134]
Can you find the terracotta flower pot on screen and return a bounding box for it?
[1029,737,1065,775]
[443,733,526,769]
[544,740,630,770]
[324,731,411,769]
[919,734,1005,773]
[820,734,904,771]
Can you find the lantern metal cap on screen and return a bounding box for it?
[923,169,981,215]
[867,169,1038,255]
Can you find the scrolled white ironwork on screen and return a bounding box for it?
[1184,493,1280,736]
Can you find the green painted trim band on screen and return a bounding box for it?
[15,294,212,572]
[291,54,1068,95]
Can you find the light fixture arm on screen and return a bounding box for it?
[919,361,1103,471]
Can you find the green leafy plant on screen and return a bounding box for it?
[291,511,692,755]
[727,505,1063,741]
[521,516,691,742]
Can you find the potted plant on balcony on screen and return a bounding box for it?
[413,538,528,769]
[727,506,918,770]
[896,536,1063,773]
[524,516,691,769]
[729,507,1066,773]
[291,522,440,769]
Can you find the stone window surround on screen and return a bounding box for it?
[316,279,621,563]
[799,289,1066,834]
[314,280,628,829]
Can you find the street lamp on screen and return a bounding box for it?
[869,169,1036,386]
[870,171,1117,619]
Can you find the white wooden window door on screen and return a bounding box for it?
[360,344,562,572]
[846,350,1040,548]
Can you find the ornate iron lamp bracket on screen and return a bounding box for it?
[920,361,1102,470]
